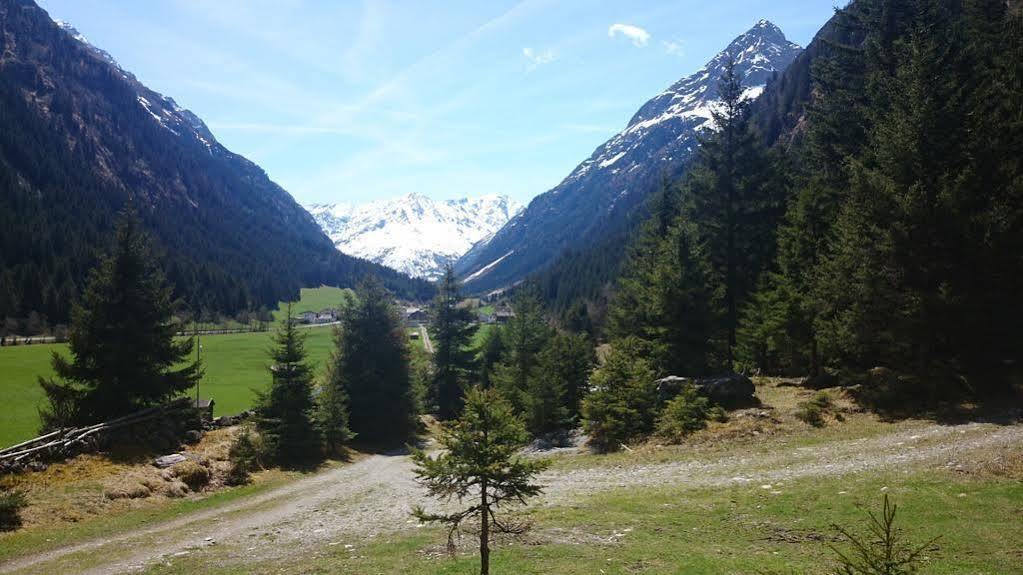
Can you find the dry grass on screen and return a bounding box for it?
[551,377,918,470]
[0,427,249,529]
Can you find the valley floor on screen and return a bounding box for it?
[1,381,1021,574]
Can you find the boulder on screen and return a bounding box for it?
[183,430,203,444]
[656,373,756,406]
[153,453,188,469]
[801,372,839,389]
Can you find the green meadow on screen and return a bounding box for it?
[0,286,381,448]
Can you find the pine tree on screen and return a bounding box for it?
[608,216,718,377]
[429,266,478,420]
[538,332,595,422]
[475,325,504,390]
[38,209,200,429]
[318,305,354,452]
[411,387,548,575]
[581,337,658,453]
[333,277,418,446]
[255,303,322,468]
[492,290,550,413]
[683,55,785,368]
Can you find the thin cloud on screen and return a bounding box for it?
[608,23,650,47]
[662,40,684,57]
[522,47,556,69]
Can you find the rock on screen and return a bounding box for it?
[28,461,48,472]
[801,372,839,389]
[183,430,203,444]
[657,373,756,406]
[154,453,188,468]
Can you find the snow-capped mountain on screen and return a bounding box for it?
[455,20,802,292]
[307,193,522,280]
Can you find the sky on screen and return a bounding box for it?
[37,0,839,206]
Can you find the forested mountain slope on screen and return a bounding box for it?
[530,8,864,323]
[454,20,801,294]
[0,0,430,327]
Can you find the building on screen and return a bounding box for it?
[195,398,215,421]
[494,308,515,324]
[403,307,428,326]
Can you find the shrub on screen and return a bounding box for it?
[829,494,937,575]
[170,460,210,490]
[796,391,833,427]
[0,489,28,531]
[582,338,658,453]
[225,430,262,486]
[655,384,715,442]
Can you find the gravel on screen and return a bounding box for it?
[3,421,1020,574]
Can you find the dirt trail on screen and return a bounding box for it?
[2,421,1019,574]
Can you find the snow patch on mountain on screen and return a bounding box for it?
[455,19,802,291]
[56,20,220,154]
[307,193,522,280]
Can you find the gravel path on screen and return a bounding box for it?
[2,421,1019,574]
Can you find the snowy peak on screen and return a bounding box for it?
[454,20,802,291]
[307,194,522,280]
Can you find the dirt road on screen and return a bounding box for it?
[2,421,1019,574]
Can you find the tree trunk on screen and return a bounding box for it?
[480,478,490,575]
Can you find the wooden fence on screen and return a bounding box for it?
[0,398,194,473]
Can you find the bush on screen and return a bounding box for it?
[0,489,28,531]
[170,460,210,490]
[582,339,658,453]
[225,430,262,486]
[655,384,716,442]
[830,494,937,575]
[796,391,833,427]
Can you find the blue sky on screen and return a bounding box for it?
[38,0,838,205]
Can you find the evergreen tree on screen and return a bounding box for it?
[318,308,354,453]
[492,290,551,412]
[38,210,200,429]
[608,216,718,377]
[411,387,548,575]
[475,325,505,389]
[816,0,967,381]
[581,337,658,453]
[255,303,322,468]
[333,278,418,446]
[539,332,595,422]
[429,266,478,420]
[683,55,785,368]
[523,332,595,437]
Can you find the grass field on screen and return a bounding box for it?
[0,286,378,448]
[139,463,1023,574]
[271,286,352,321]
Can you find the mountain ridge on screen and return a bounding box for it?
[0,0,430,324]
[454,20,802,293]
[307,193,521,280]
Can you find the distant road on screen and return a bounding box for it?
[419,325,434,353]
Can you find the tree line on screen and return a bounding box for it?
[565,0,1021,412]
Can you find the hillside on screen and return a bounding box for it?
[307,193,521,280]
[0,0,430,328]
[454,20,801,293]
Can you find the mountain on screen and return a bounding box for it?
[307,193,521,280]
[0,0,431,325]
[454,20,802,293]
